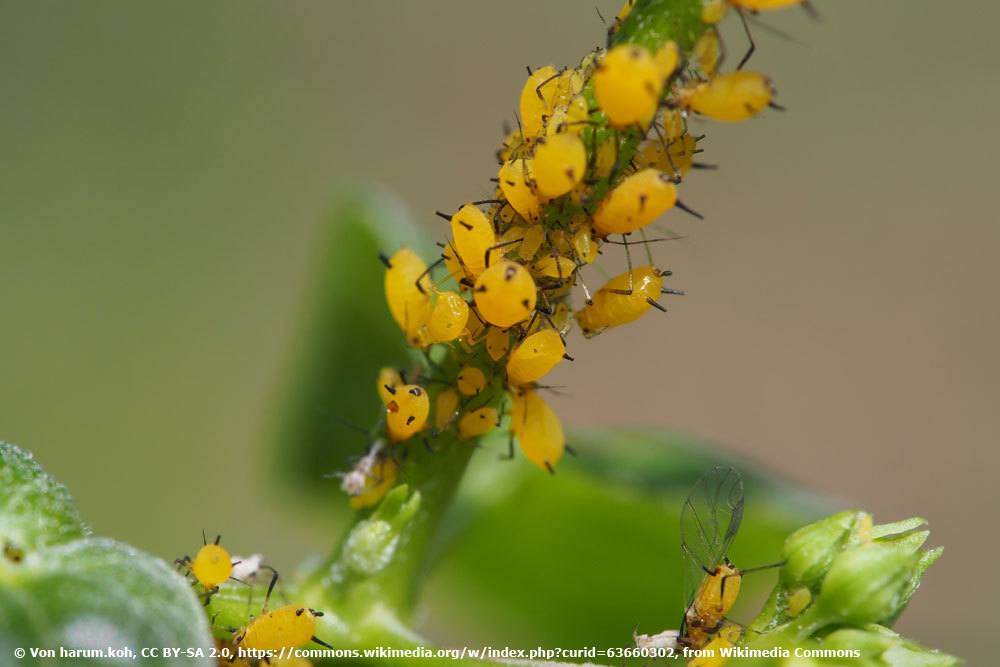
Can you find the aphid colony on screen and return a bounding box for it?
[348,0,798,508]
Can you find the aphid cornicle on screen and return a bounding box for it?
[510,387,565,473]
[679,72,775,122]
[382,248,431,345]
[592,169,678,236]
[574,266,671,337]
[592,45,663,129]
[506,329,566,386]
[473,260,538,328]
[385,384,430,442]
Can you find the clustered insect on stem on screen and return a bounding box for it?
[343,0,808,509]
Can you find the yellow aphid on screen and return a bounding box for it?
[517,225,545,261]
[519,66,559,138]
[657,108,687,142]
[442,242,470,289]
[349,458,399,509]
[593,45,663,129]
[485,327,511,362]
[592,169,677,236]
[456,365,487,396]
[694,30,721,76]
[506,329,565,386]
[635,133,699,180]
[499,159,541,223]
[532,255,576,282]
[510,388,565,473]
[680,72,774,122]
[450,204,496,278]
[593,136,619,180]
[235,605,327,653]
[190,541,233,590]
[684,561,742,649]
[383,248,431,345]
[572,226,598,264]
[543,94,590,137]
[653,41,680,79]
[427,291,469,343]
[473,260,538,328]
[458,407,499,440]
[532,134,586,199]
[434,388,460,431]
[574,266,666,337]
[386,384,430,442]
[733,0,808,11]
[701,0,728,23]
[786,586,812,617]
[376,367,403,405]
[462,308,487,345]
[688,623,741,667]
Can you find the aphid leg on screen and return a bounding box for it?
[639,229,655,265]
[259,565,279,614]
[651,123,681,183]
[434,210,453,222]
[377,253,392,269]
[736,8,756,70]
[544,460,556,475]
[565,443,577,457]
[414,256,445,294]
[484,237,524,269]
[534,67,564,101]
[609,235,636,296]
[312,635,335,649]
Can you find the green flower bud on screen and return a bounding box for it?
[781,510,867,589]
[825,626,960,667]
[814,544,919,626]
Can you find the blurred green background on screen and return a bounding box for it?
[1,0,995,662]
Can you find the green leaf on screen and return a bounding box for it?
[0,443,213,666]
[273,186,428,495]
[0,442,88,554]
[420,428,831,649]
[0,538,214,667]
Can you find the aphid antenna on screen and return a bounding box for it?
[692,162,718,170]
[471,198,504,206]
[662,287,686,296]
[544,460,556,475]
[564,443,578,457]
[739,560,786,575]
[768,101,786,112]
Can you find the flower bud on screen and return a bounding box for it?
[825,626,959,667]
[814,544,920,626]
[781,510,866,589]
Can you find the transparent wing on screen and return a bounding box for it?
[680,465,745,608]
